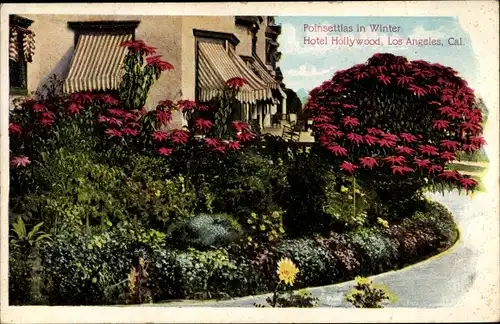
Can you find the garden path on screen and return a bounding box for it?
[157,190,494,308]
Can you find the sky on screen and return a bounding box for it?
[275,16,479,95]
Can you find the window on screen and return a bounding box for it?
[9,15,34,96]
[63,20,140,93]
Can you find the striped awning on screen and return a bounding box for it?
[250,53,279,90]
[197,41,273,104]
[63,33,132,93]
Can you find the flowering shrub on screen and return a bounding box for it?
[306,53,485,217]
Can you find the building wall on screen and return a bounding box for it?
[10,15,274,125]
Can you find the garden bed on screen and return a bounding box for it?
[7,49,481,307]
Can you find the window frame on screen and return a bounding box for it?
[9,15,34,96]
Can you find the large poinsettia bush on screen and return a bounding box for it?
[305,53,485,217]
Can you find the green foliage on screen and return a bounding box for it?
[24,148,127,233]
[411,200,458,247]
[174,248,259,300]
[284,148,333,236]
[167,213,243,250]
[255,289,319,308]
[212,149,288,216]
[345,276,397,308]
[323,172,367,229]
[10,217,52,248]
[275,238,337,287]
[245,211,285,248]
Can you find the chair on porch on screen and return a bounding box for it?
[271,113,282,128]
[282,120,303,142]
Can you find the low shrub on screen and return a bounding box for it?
[166,213,243,250]
[316,232,361,281]
[173,248,260,300]
[348,228,400,274]
[245,211,285,249]
[275,238,337,288]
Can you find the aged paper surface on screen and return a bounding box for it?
[1,1,499,323]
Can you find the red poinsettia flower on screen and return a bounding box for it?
[121,40,157,56]
[382,133,399,142]
[440,151,456,161]
[40,111,56,127]
[399,133,418,143]
[377,74,391,85]
[342,116,360,128]
[152,131,170,142]
[460,122,481,133]
[98,115,110,123]
[32,103,47,112]
[470,136,486,147]
[440,140,459,151]
[353,70,369,81]
[396,146,415,155]
[157,99,174,109]
[146,55,175,71]
[396,75,414,86]
[171,130,190,144]
[461,144,477,152]
[441,94,454,103]
[157,147,173,156]
[327,145,348,156]
[156,110,172,125]
[312,115,332,123]
[236,131,255,142]
[326,129,344,139]
[366,128,383,135]
[437,106,454,115]
[104,128,123,138]
[359,157,378,169]
[384,156,406,166]
[11,155,31,167]
[414,158,431,168]
[428,101,442,106]
[121,128,139,136]
[226,140,241,151]
[196,105,211,112]
[419,144,439,156]
[177,100,197,112]
[446,110,463,120]
[438,170,460,180]
[226,77,247,89]
[391,165,414,175]
[347,133,364,145]
[364,134,378,146]
[9,123,22,136]
[459,177,477,190]
[342,104,358,110]
[433,119,450,131]
[378,138,396,148]
[194,118,214,132]
[70,92,93,104]
[204,138,220,148]
[340,161,358,174]
[67,103,83,115]
[427,165,443,174]
[232,121,251,132]
[107,108,126,117]
[99,94,121,106]
[316,123,338,132]
[214,144,227,153]
[408,85,427,97]
[108,117,123,127]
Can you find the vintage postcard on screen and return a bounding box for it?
[1,1,499,323]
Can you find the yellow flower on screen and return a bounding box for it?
[377,217,389,228]
[277,258,299,286]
